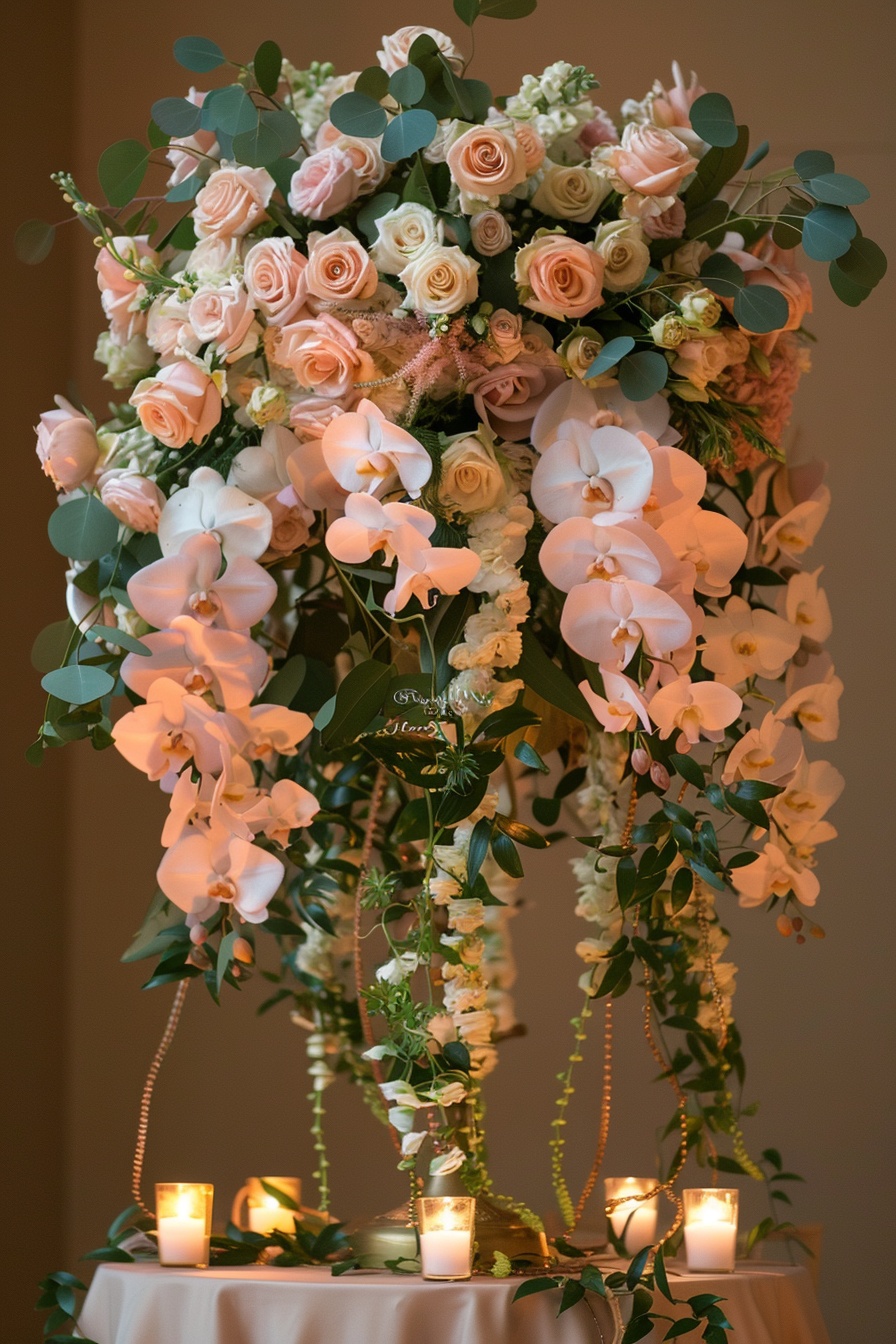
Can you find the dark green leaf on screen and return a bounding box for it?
[98,140,150,207]
[772,198,811,249]
[727,850,759,869]
[478,0,538,16]
[684,198,730,243]
[733,284,790,334]
[625,1245,651,1289]
[261,655,307,707]
[355,66,390,100]
[442,1039,471,1071]
[653,1245,675,1303]
[622,1320,656,1344]
[203,85,257,137]
[81,1245,134,1262]
[664,1321,700,1338]
[619,351,669,401]
[595,951,634,999]
[615,855,636,908]
[216,928,237,993]
[390,65,426,107]
[744,140,769,170]
[402,157,438,211]
[518,629,595,722]
[173,36,226,72]
[356,191,401,244]
[467,816,492,884]
[514,739,549,773]
[48,495,119,562]
[166,175,202,203]
[260,1178,300,1210]
[329,91,388,140]
[88,624,151,656]
[732,779,781,801]
[580,1263,606,1295]
[15,218,55,265]
[151,97,202,136]
[454,0,480,23]
[828,261,872,306]
[699,253,745,298]
[689,92,738,148]
[585,336,635,379]
[762,1147,783,1170]
[835,234,887,288]
[794,150,834,180]
[532,795,562,826]
[492,830,523,878]
[801,204,857,262]
[689,859,726,891]
[558,1278,586,1314]
[723,788,770,829]
[804,172,869,207]
[253,40,283,96]
[31,619,76,674]
[684,126,749,210]
[512,1276,560,1301]
[41,664,115,705]
[670,753,704,790]
[382,109,439,162]
[233,118,282,169]
[321,661,394,747]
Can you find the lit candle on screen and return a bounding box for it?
[248,1196,295,1236]
[605,1177,658,1254]
[416,1195,475,1281]
[155,1183,213,1268]
[683,1189,739,1273]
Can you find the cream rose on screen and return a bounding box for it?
[377,26,463,75]
[514,232,605,320]
[671,333,737,391]
[610,123,698,196]
[305,227,378,303]
[446,125,528,203]
[188,281,258,361]
[287,146,360,221]
[244,237,309,325]
[35,398,101,491]
[680,287,722,330]
[99,471,165,532]
[130,361,223,449]
[531,165,610,223]
[399,245,480,314]
[272,314,376,397]
[440,430,509,514]
[370,202,443,274]
[594,220,651,292]
[559,327,615,385]
[146,294,198,363]
[470,210,512,257]
[193,165,275,238]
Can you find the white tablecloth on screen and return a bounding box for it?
[77,1260,830,1344]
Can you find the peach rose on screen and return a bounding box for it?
[95,237,159,342]
[131,361,223,449]
[468,360,566,442]
[447,126,528,202]
[720,237,813,347]
[470,210,512,257]
[610,123,698,196]
[511,121,545,174]
[377,26,463,75]
[514,233,606,320]
[99,471,165,532]
[305,227,378,303]
[188,282,258,362]
[488,309,524,363]
[193,165,274,238]
[288,146,360,221]
[315,126,387,194]
[265,489,315,558]
[272,314,376,398]
[244,237,309,325]
[671,333,738,392]
[35,398,100,491]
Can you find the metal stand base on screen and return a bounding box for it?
[348,1193,549,1269]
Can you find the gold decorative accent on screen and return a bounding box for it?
[132,978,190,1217]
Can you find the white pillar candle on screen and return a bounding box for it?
[419,1228,472,1279]
[248,1198,295,1236]
[610,1202,658,1254]
[157,1211,208,1266]
[684,1194,738,1272]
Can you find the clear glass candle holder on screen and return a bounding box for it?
[232,1177,301,1236]
[604,1177,659,1254]
[683,1188,739,1273]
[416,1196,476,1280]
[155,1183,213,1267]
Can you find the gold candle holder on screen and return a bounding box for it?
[232,1177,301,1236]
[415,1195,476,1280]
[683,1188,739,1272]
[604,1177,658,1254]
[155,1183,213,1267]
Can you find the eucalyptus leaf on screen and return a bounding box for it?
[329,91,388,140]
[744,140,769,170]
[732,284,790,334]
[689,92,738,148]
[381,109,438,162]
[15,218,55,264]
[828,261,872,307]
[389,64,426,107]
[41,664,115,705]
[618,350,669,401]
[31,619,76,674]
[454,0,480,22]
[356,191,401,244]
[793,149,834,180]
[699,253,745,297]
[585,335,635,379]
[835,234,887,288]
[88,624,151,655]
[202,85,257,137]
[478,0,538,16]
[48,496,119,562]
[166,174,202,203]
[98,140,151,208]
[233,118,282,168]
[151,97,202,137]
[173,36,226,73]
[253,40,283,97]
[801,204,856,262]
[355,66,390,100]
[263,108,304,157]
[804,171,869,207]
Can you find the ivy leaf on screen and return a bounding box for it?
[48,496,119,562]
[253,40,283,97]
[381,109,438,162]
[801,204,857,262]
[585,335,635,379]
[98,140,151,207]
[618,351,669,401]
[689,92,738,148]
[732,284,790,334]
[173,36,226,72]
[329,91,388,140]
[151,97,202,137]
[15,218,55,264]
[41,665,115,705]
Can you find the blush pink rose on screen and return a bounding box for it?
[272,313,376,398]
[193,165,275,239]
[470,210,512,257]
[95,237,159,342]
[487,309,525,363]
[515,234,606,320]
[447,125,528,199]
[511,121,546,174]
[377,26,463,75]
[611,123,698,195]
[289,393,357,440]
[188,282,258,362]
[305,228,379,303]
[641,198,687,240]
[577,108,619,152]
[468,361,566,442]
[288,146,361,221]
[244,237,309,325]
[131,361,222,449]
[166,88,218,188]
[35,398,100,491]
[99,471,165,532]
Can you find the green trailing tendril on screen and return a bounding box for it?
[549,993,594,1229]
[309,1087,331,1213]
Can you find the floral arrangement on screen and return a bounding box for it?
[24,0,885,1309]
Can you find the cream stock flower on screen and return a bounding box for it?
[399,245,480,314]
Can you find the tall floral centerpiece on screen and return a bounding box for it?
[24,0,884,1282]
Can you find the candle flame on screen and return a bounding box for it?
[175,1193,194,1219]
[697,1195,729,1224]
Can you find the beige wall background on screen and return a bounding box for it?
[3,1,894,1339]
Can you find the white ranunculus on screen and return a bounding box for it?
[399,245,480,314]
[370,202,444,275]
[593,219,651,292]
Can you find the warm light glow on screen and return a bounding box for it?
[695,1195,729,1224]
[262,1195,279,1211]
[175,1193,197,1219]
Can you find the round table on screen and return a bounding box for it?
[76,1260,831,1344]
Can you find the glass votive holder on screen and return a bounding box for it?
[683,1188,739,1273]
[155,1183,213,1268]
[604,1177,659,1254]
[232,1177,301,1235]
[416,1195,476,1280]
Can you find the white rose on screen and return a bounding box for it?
[531,165,611,223]
[188,235,244,284]
[440,429,509,515]
[247,383,290,426]
[679,287,722,330]
[377,26,463,75]
[593,219,651,292]
[370,202,444,275]
[399,244,480,314]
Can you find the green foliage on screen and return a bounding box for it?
[389,64,426,107]
[381,109,438,161]
[15,218,55,264]
[41,664,115,706]
[320,660,394,747]
[689,92,738,148]
[151,97,202,136]
[803,172,869,207]
[732,285,790,334]
[173,36,226,72]
[699,254,744,298]
[98,140,151,207]
[329,91,388,140]
[585,335,635,379]
[801,205,856,262]
[618,351,669,401]
[48,496,119,563]
[253,40,283,96]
